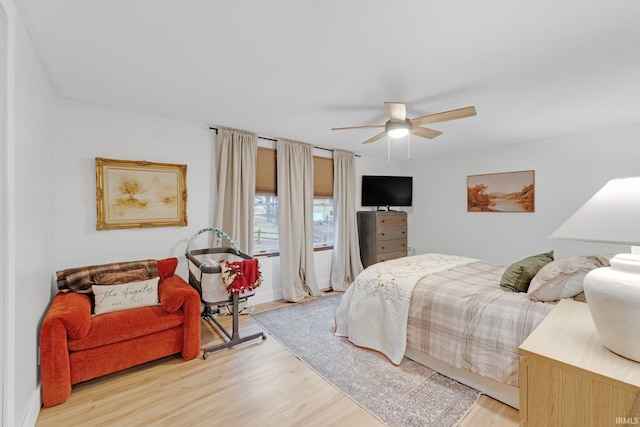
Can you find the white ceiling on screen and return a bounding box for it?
[15,0,640,159]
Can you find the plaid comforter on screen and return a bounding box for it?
[407,261,555,386]
[335,253,480,365]
[335,254,555,387]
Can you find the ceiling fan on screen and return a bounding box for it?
[331,102,477,144]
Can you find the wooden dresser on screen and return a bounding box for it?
[519,299,640,427]
[357,211,407,269]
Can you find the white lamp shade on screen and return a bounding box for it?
[549,176,640,246]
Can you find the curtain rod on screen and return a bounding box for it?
[209,126,360,157]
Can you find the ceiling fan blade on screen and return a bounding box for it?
[411,126,443,139]
[331,125,385,131]
[384,102,406,122]
[410,106,477,126]
[362,131,387,144]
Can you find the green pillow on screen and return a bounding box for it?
[500,251,554,293]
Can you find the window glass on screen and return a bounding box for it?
[254,195,279,255]
[313,198,334,248]
[253,196,335,254]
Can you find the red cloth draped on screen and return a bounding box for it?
[220,259,262,294]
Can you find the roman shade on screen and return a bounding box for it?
[256,147,333,198]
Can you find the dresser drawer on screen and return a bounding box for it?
[377,250,407,263]
[377,239,407,254]
[377,226,407,241]
[376,213,407,228]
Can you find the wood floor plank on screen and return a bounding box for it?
[36,297,519,426]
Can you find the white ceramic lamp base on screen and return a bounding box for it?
[583,253,640,362]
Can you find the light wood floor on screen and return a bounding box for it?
[36,295,521,427]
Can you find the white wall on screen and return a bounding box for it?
[54,99,215,281]
[6,1,57,425]
[403,124,640,265]
[0,3,8,424]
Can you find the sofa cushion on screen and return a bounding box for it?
[68,305,184,351]
[69,327,185,385]
[93,277,160,315]
[157,257,179,281]
[93,267,149,285]
[160,274,199,313]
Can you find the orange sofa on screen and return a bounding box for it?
[40,258,201,407]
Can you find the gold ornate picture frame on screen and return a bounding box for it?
[96,157,188,230]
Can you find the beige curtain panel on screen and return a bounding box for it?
[277,139,321,302]
[330,149,364,291]
[213,128,258,254]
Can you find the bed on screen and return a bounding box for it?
[335,252,609,408]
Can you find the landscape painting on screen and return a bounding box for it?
[467,170,534,212]
[96,157,188,230]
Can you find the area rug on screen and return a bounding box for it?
[251,293,481,427]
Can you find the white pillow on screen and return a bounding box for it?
[528,255,608,302]
[93,276,160,315]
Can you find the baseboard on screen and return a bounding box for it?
[21,386,41,427]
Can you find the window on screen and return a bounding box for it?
[254,147,278,255]
[313,198,333,249]
[253,147,334,255]
[312,155,334,250]
[254,195,279,254]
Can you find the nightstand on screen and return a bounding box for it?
[519,299,640,426]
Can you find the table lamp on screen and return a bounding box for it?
[550,176,640,362]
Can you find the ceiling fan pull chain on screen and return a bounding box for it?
[407,133,411,159]
[387,134,391,162]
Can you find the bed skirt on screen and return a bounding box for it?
[404,346,520,409]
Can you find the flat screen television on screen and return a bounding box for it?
[361,175,413,208]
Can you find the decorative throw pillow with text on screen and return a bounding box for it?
[93,276,160,315]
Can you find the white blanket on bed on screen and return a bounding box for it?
[334,253,478,365]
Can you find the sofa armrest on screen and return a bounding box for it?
[159,275,199,312]
[40,292,92,407]
[42,292,92,339]
[158,275,201,359]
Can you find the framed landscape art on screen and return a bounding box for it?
[96,157,188,230]
[467,170,534,212]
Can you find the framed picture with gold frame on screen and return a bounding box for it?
[96,157,187,230]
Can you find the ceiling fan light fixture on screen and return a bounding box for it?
[388,128,410,138]
[385,121,410,138]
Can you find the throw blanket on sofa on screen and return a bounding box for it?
[57,259,159,293]
[335,253,479,365]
